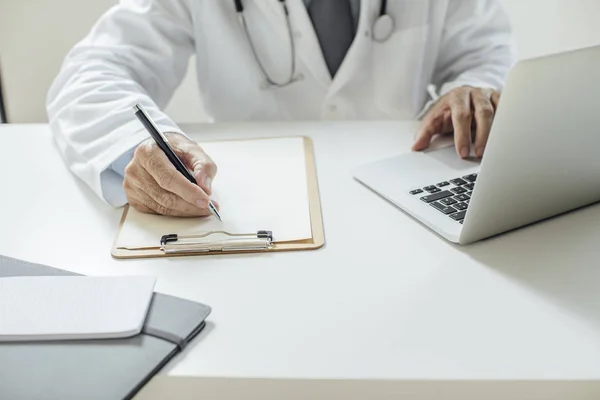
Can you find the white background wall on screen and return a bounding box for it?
[1,0,600,123]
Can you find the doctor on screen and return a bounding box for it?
[47,0,515,217]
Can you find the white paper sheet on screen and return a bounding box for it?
[0,276,156,342]
[116,137,312,248]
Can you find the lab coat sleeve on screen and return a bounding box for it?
[432,0,517,97]
[46,0,195,207]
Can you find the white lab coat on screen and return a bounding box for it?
[47,0,516,207]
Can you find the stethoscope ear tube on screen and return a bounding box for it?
[236,0,298,89]
[234,0,243,13]
[379,0,388,16]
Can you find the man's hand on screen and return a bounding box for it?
[412,86,500,158]
[123,132,218,217]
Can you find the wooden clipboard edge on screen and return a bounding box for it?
[111,136,324,259]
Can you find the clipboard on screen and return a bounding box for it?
[111,137,324,258]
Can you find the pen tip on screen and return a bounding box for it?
[208,201,222,221]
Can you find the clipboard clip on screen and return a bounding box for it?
[160,230,274,254]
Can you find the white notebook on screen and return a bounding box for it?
[115,137,312,249]
[0,276,156,342]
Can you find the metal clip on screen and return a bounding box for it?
[160,230,274,254]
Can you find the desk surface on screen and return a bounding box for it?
[2,122,600,380]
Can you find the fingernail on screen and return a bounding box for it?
[460,147,469,158]
[197,198,208,208]
[475,147,483,157]
[204,177,212,191]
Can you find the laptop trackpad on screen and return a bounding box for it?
[353,143,481,194]
[424,145,481,172]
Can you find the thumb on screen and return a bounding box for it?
[193,158,217,196]
[182,148,217,196]
[412,124,436,151]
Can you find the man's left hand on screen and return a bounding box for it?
[412,86,500,158]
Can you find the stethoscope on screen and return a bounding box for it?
[233,0,395,89]
[234,0,298,89]
[372,0,395,43]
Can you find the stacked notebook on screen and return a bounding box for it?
[0,254,212,400]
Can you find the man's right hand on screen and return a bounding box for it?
[123,132,218,217]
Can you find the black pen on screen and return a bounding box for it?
[132,103,222,221]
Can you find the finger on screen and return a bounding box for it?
[137,192,208,217]
[132,186,211,218]
[491,91,500,110]
[145,194,210,217]
[449,89,473,159]
[412,106,451,151]
[126,163,210,217]
[128,197,157,215]
[126,181,159,215]
[123,162,146,200]
[136,143,211,209]
[472,89,495,158]
[188,153,218,197]
[135,166,211,217]
[167,137,217,196]
[412,117,439,151]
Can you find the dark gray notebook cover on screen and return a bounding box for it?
[0,255,212,400]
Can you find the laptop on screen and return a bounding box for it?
[353,44,600,244]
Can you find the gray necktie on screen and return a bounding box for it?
[307,0,355,78]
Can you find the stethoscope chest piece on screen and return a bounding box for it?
[372,14,394,42]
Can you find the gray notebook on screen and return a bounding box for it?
[0,255,212,400]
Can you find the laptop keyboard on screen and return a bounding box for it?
[409,173,478,224]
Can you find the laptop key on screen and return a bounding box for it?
[431,202,457,215]
[410,189,424,195]
[455,202,468,211]
[459,220,464,224]
[428,187,441,193]
[450,178,468,186]
[450,211,467,221]
[424,185,437,191]
[464,199,470,204]
[464,183,475,191]
[454,194,469,201]
[420,191,453,203]
[451,187,467,194]
[440,198,457,206]
[463,174,478,182]
[437,181,450,187]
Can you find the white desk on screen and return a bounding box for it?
[2,122,600,380]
